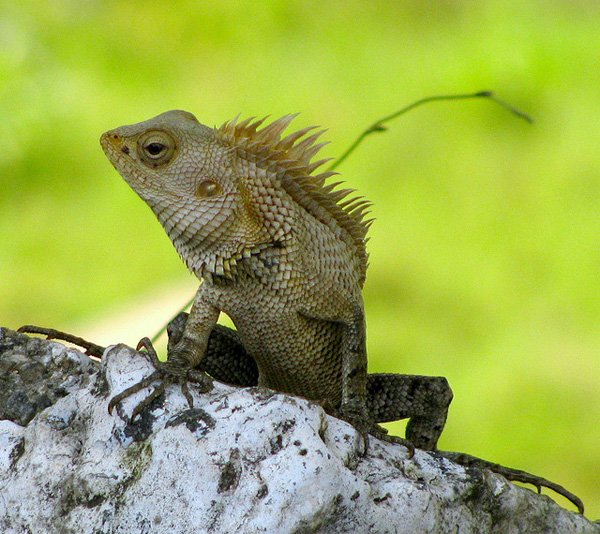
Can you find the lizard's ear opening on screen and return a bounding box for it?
[137,130,177,168]
[195,180,223,198]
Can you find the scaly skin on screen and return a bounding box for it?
[96,110,583,513]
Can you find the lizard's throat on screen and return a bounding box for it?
[150,198,264,279]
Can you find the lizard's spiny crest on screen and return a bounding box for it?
[218,114,373,284]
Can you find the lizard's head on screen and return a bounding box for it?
[101,110,372,282]
[100,110,271,278]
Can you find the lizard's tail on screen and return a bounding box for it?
[437,450,584,514]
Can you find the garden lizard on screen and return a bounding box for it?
[77,109,581,512]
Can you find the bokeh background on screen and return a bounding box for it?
[1,0,598,517]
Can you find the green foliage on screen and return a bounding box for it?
[1,0,598,516]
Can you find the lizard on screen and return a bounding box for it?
[21,109,583,513]
[100,109,405,445]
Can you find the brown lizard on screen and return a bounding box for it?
[102,110,416,444]
[24,109,583,512]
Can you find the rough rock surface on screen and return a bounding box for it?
[0,327,597,534]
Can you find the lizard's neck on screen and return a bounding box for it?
[146,198,243,279]
[148,195,273,280]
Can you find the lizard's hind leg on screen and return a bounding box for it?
[366,374,453,450]
[365,373,584,512]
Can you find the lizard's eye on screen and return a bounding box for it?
[137,130,177,167]
[195,180,222,198]
[146,142,165,156]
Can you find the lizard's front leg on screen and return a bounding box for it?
[167,312,259,387]
[335,305,414,455]
[337,305,369,438]
[108,286,219,421]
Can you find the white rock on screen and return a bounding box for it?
[0,328,597,533]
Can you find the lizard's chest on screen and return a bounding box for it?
[235,309,345,405]
[213,280,346,405]
[205,235,358,404]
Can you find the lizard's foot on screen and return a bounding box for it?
[369,423,415,458]
[108,337,213,422]
[439,451,584,514]
[333,404,373,456]
[17,325,106,358]
[334,405,415,458]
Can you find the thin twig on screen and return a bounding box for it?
[328,91,532,171]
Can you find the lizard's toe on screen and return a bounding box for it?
[108,339,213,422]
[187,368,214,393]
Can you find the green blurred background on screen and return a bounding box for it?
[1,0,598,516]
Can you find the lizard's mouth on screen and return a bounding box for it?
[100,131,147,184]
[100,130,126,156]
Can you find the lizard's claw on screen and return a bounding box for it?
[369,423,415,458]
[108,337,213,423]
[356,427,370,458]
[335,405,414,459]
[334,404,371,456]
